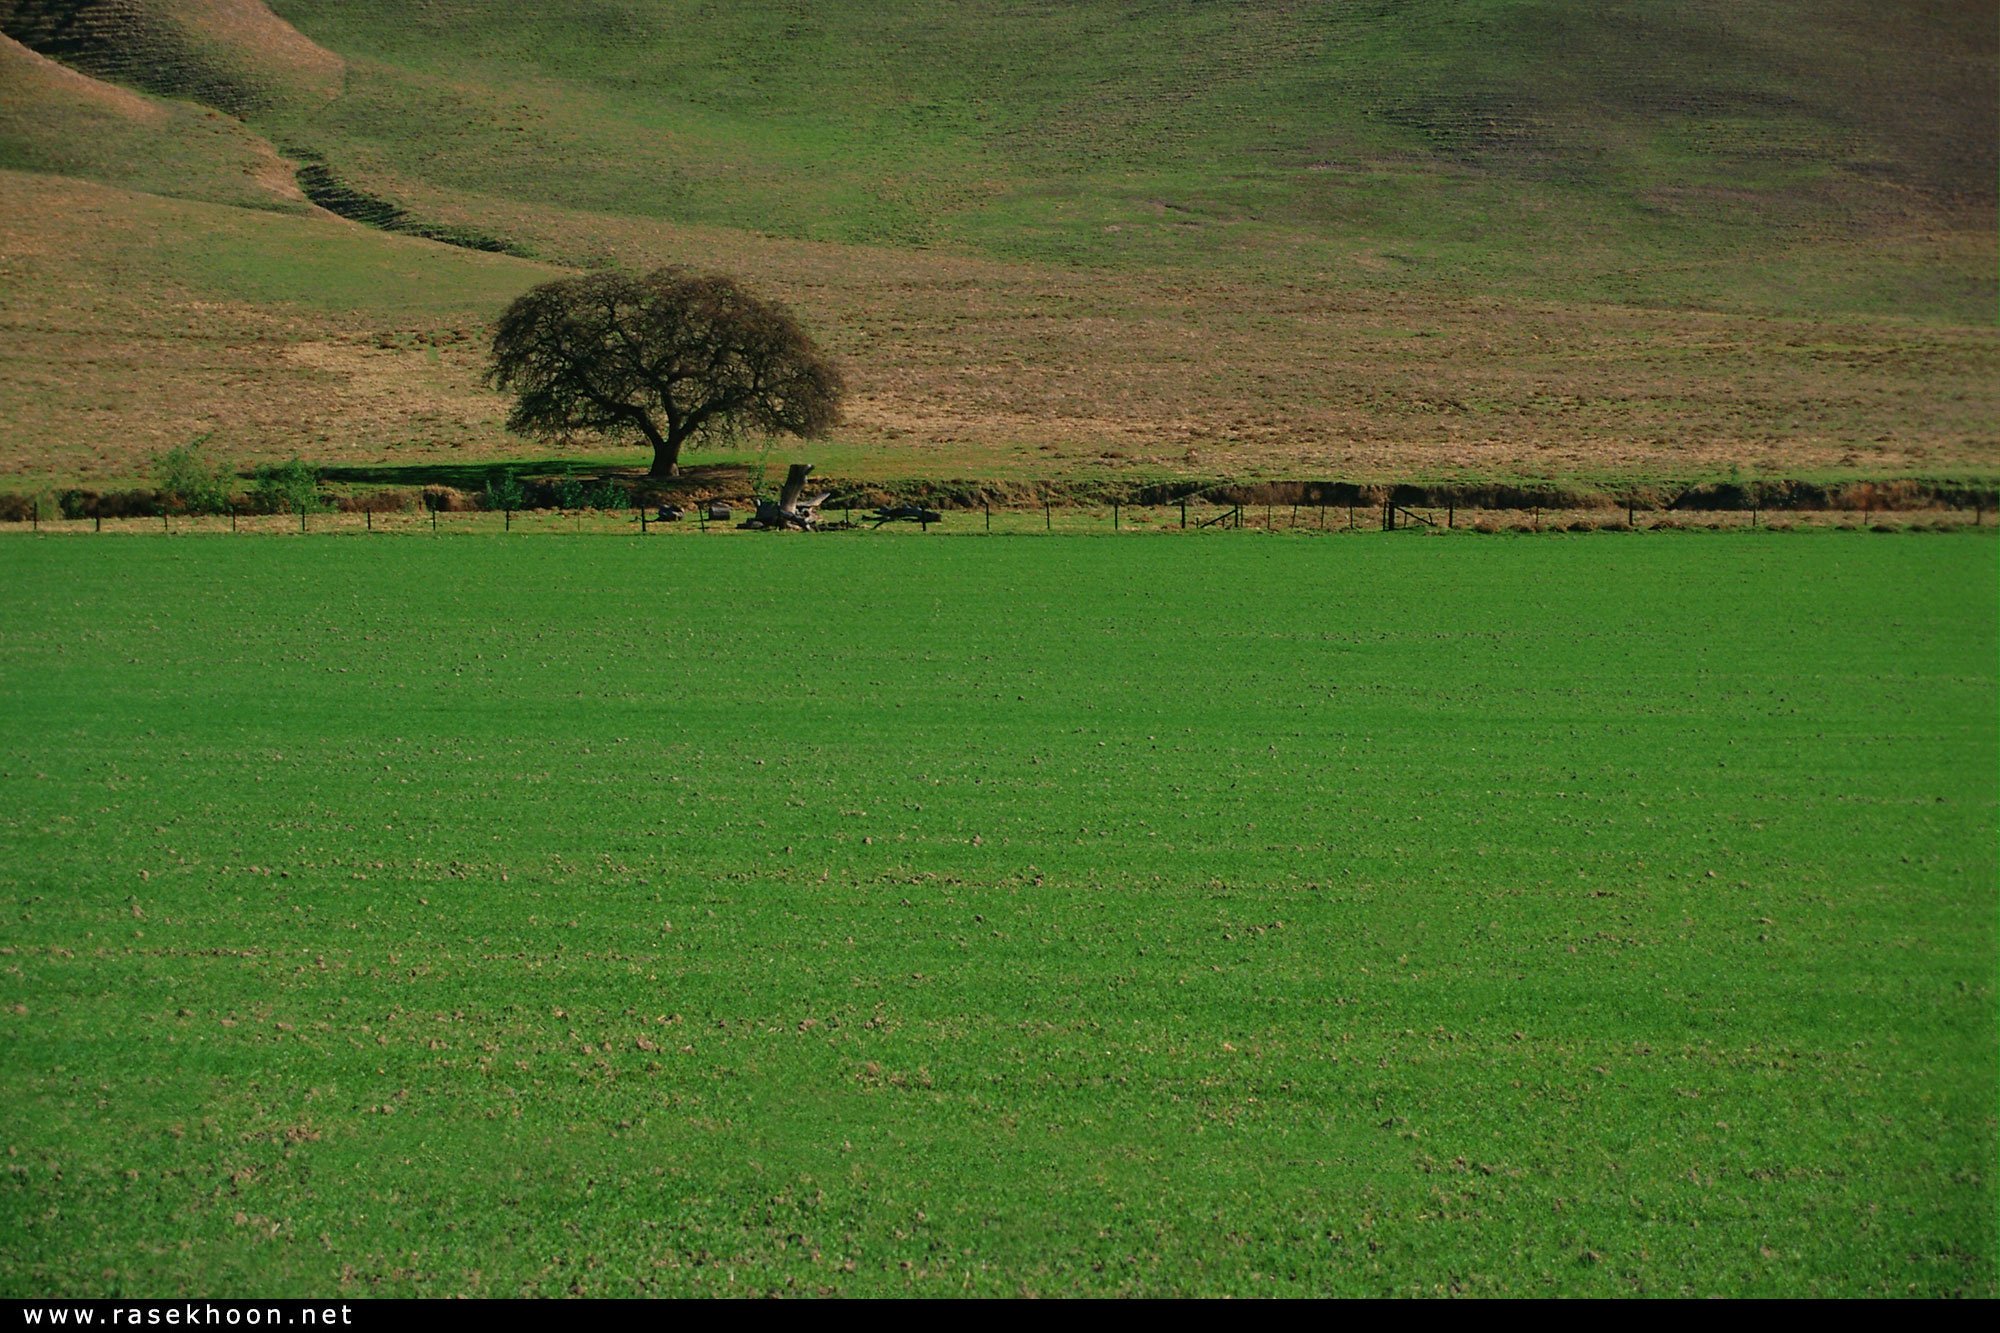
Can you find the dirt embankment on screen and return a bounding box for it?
[6,474,1995,523]
[796,476,2000,514]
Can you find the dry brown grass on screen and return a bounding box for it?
[0,0,342,113]
[1,169,1995,489]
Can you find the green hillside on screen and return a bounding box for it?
[0,0,1993,486]
[188,1,2000,300]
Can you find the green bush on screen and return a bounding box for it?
[483,472,527,513]
[154,436,234,515]
[251,459,325,515]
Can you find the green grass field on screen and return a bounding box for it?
[1,531,1993,1296]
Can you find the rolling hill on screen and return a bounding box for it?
[0,0,1993,488]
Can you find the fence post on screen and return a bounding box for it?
[1045,501,1051,531]
[1113,501,1119,530]
[31,498,37,532]
[1447,503,1455,529]
[1181,499,1187,529]
[231,509,237,534]
[506,508,513,532]
[95,514,102,533]
[641,508,649,535]
[299,508,307,535]
[984,500,990,532]
[366,509,373,533]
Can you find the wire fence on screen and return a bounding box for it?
[3,497,1992,538]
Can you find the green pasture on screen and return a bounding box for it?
[256,0,1992,318]
[0,531,1993,1296]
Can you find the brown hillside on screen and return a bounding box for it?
[0,0,341,114]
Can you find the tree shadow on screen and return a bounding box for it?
[315,459,759,495]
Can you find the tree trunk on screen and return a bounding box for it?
[642,420,683,477]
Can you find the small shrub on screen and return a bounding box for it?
[251,459,326,515]
[585,479,629,511]
[483,473,528,513]
[154,435,235,515]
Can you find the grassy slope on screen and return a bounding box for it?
[0,35,308,215]
[258,0,1997,308]
[0,1,1993,487]
[0,532,1993,1295]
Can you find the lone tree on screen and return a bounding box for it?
[486,267,844,478]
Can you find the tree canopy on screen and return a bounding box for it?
[486,267,844,477]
